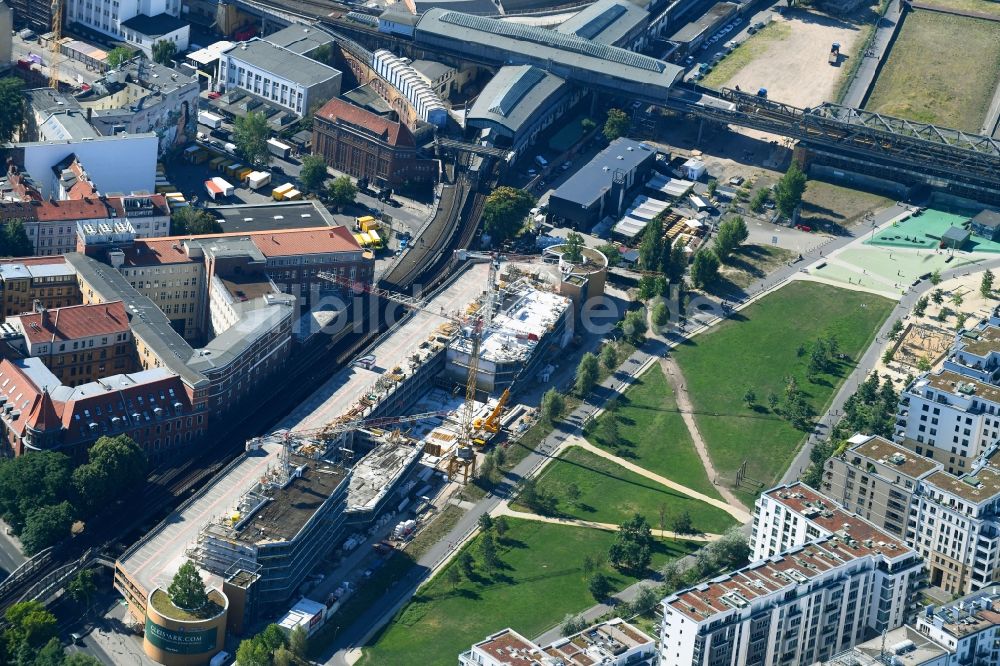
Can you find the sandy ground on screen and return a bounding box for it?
[721,10,869,108]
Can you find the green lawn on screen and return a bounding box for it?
[671,281,894,502]
[360,519,696,665]
[915,0,1000,18]
[719,244,798,289]
[587,364,721,500]
[865,10,1000,131]
[515,446,736,534]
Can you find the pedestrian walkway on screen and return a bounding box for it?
[841,0,903,108]
[571,437,751,522]
[658,357,750,515]
[492,505,721,542]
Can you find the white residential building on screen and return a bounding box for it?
[914,587,1000,665]
[218,39,342,118]
[661,483,925,666]
[460,618,656,666]
[65,0,188,55]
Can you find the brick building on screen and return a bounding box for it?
[8,301,135,386]
[312,98,437,190]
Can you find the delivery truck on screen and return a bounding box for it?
[272,183,294,200]
[205,177,234,200]
[247,171,271,190]
[267,138,292,159]
[198,111,223,129]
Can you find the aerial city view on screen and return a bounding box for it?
[0,0,995,662]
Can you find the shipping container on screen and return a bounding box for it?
[284,189,302,201]
[356,215,377,231]
[267,138,292,159]
[211,177,235,197]
[272,183,294,200]
[247,171,271,190]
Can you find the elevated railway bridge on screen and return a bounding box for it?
[667,87,1000,204]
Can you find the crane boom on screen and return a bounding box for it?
[48,0,62,88]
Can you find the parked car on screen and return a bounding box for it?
[207,91,222,100]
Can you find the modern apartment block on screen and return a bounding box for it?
[8,301,136,386]
[661,482,924,666]
[822,434,941,538]
[460,618,656,666]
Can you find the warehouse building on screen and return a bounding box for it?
[548,138,658,229]
[556,0,650,50]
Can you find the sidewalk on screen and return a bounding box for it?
[840,0,903,108]
[493,506,721,542]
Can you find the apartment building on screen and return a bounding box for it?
[64,0,189,55]
[915,587,1000,664]
[0,257,81,318]
[0,357,204,462]
[219,39,342,118]
[823,434,941,538]
[8,301,135,386]
[895,369,1000,475]
[662,483,924,666]
[461,619,656,666]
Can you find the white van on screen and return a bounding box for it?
[534,155,548,168]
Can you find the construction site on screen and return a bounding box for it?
[113,250,592,648]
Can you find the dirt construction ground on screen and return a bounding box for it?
[706,9,868,108]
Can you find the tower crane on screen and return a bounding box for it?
[48,0,62,89]
[318,250,544,482]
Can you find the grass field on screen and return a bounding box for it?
[360,519,697,665]
[914,0,1000,18]
[719,244,798,289]
[513,446,737,534]
[865,10,1000,131]
[702,21,792,89]
[586,365,721,500]
[671,281,894,502]
[798,181,893,234]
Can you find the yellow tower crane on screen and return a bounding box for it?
[48,0,62,89]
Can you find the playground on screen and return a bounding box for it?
[866,209,1000,253]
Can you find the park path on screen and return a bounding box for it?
[492,505,721,542]
[570,437,751,522]
[658,356,750,516]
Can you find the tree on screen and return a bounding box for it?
[651,302,670,328]
[458,551,475,578]
[750,188,769,213]
[638,217,664,272]
[588,572,613,600]
[289,625,308,660]
[743,387,756,409]
[918,355,932,371]
[299,154,329,194]
[668,244,687,283]
[561,614,586,636]
[882,349,894,365]
[327,175,357,211]
[631,584,659,615]
[575,352,600,396]
[689,250,720,289]
[600,412,621,448]
[0,451,71,534]
[767,391,779,411]
[914,296,929,317]
[2,220,35,257]
[596,243,621,267]
[72,435,147,514]
[706,179,718,198]
[603,108,630,141]
[565,482,582,507]
[888,319,904,341]
[713,216,749,262]
[621,308,648,344]
[956,312,969,330]
[236,637,271,666]
[931,288,944,304]
[168,560,208,611]
[106,46,133,69]
[581,118,596,133]
[773,161,807,218]
[151,40,177,66]
[68,568,97,610]
[65,655,104,666]
[4,601,57,651]
[482,186,535,245]
[233,111,271,167]
[312,43,335,66]
[0,78,25,143]
[608,514,654,573]
[494,515,508,538]
[600,343,618,370]
[20,502,72,555]
[445,565,462,589]
[983,270,995,298]
[563,232,585,263]
[478,513,494,533]
[541,388,565,423]
[671,510,695,535]
[480,532,501,571]
[171,206,222,236]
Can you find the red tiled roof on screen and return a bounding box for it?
[35,198,109,222]
[314,97,415,148]
[25,389,61,433]
[251,226,361,256]
[0,359,47,436]
[15,301,129,346]
[121,238,194,267]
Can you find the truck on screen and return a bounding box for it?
[267,138,292,160]
[247,171,271,190]
[534,155,548,169]
[272,183,294,200]
[356,215,377,232]
[829,42,840,65]
[198,111,223,129]
[205,177,234,200]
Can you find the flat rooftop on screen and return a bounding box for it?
[825,625,950,665]
[223,39,341,88]
[347,436,424,512]
[956,324,1000,357]
[924,464,1000,504]
[212,201,337,234]
[553,138,656,208]
[670,1,737,43]
[118,263,489,594]
[845,435,941,479]
[926,586,1000,639]
[925,369,1000,405]
[543,619,654,664]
